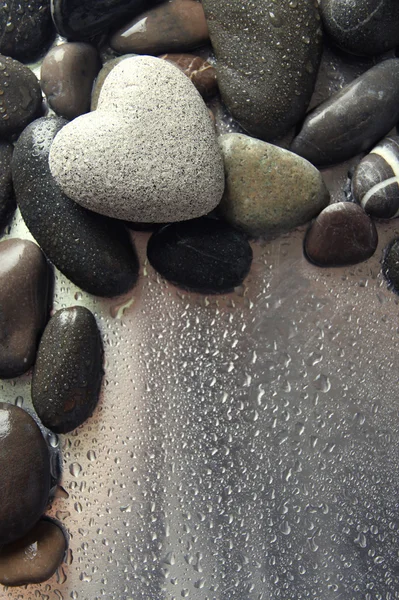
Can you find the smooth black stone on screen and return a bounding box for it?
[51,0,160,41]
[320,0,399,57]
[0,403,51,547]
[12,117,140,297]
[147,218,253,294]
[0,0,55,62]
[291,59,399,166]
[0,142,15,232]
[382,238,399,294]
[32,307,103,434]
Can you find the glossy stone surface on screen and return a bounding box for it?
[161,53,217,100]
[49,56,225,222]
[0,239,52,379]
[0,0,55,62]
[147,218,253,294]
[304,202,378,266]
[202,0,322,141]
[352,136,399,219]
[0,519,66,586]
[320,0,399,57]
[110,0,209,55]
[12,117,139,298]
[41,42,101,120]
[0,55,42,137]
[51,0,159,40]
[218,133,329,237]
[291,59,399,166]
[0,403,51,546]
[0,142,15,232]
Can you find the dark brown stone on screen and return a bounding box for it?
[160,53,217,99]
[41,42,101,120]
[304,202,378,267]
[0,403,51,547]
[0,519,66,586]
[0,239,52,379]
[110,0,209,55]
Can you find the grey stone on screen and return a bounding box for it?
[49,55,225,223]
[201,0,322,141]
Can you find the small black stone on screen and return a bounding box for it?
[32,307,103,434]
[0,142,15,232]
[147,218,253,294]
[382,238,399,294]
[12,116,140,298]
[0,0,55,62]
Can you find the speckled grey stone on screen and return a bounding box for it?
[202,0,323,141]
[90,54,136,111]
[49,55,225,223]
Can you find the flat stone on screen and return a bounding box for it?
[218,133,329,237]
[0,239,52,379]
[0,142,15,232]
[160,53,217,100]
[304,202,378,266]
[32,307,103,434]
[147,218,253,294]
[0,55,42,137]
[41,42,101,120]
[320,0,399,57]
[0,0,55,62]
[49,56,225,223]
[291,59,399,166]
[0,403,51,546]
[91,54,136,111]
[12,117,140,298]
[0,519,66,586]
[110,0,209,55]
[352,136,399,218]
[51,0,159,41]
[201,0,322,141]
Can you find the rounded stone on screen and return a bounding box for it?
[218,133,330,237]
[110,0,209,56]
[291,59,399,166]
[0,239,52,379]
[0,519,66,586]
[41,42,101,120]
[352,136,399,219]
[90,54,136,111]
[0,55,42,137]
[0,403,51,547]
[32,307,104,434]
[0,142,15,232]
[12,116,140,298]
[147,217,253,294]
[49,56,225,223]
[320,0,399,57]
[304,202,378,267]
[160,54,218,100]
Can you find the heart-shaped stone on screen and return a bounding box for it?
[49,55,225,223]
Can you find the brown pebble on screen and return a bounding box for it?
[0,239,52,378]
[0,519,66,586]
[41,42,101,120]
[110,0,209,56]
[160,53,218,99]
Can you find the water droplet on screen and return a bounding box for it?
[69,462,82,477]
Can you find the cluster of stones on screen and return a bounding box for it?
[0,0,399,588]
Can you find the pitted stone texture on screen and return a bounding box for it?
[49,56,225,223]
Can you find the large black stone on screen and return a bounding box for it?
[0,142,15,232]
[382,239,399,294]
[147,218,253,294]
[12,117,139,297]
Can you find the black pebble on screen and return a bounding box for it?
[12,116,140,297]
[0,0,55,62]
[147,218,253,294]
[0,142,15,232]
[382,238,399,294]
[32,307,103,434]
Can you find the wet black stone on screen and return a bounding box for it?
[51,0,160,41]
[0,0,55,62]
[291,59,399,166]
[0,142,15,232]
[32,307,103,434]
[320,0,399,57]
[12,116,140,298]
[382,238,399,294]
[0,55,42,137]
[147,218,253,294]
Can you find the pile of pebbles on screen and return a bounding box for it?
[1,0,399,588]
